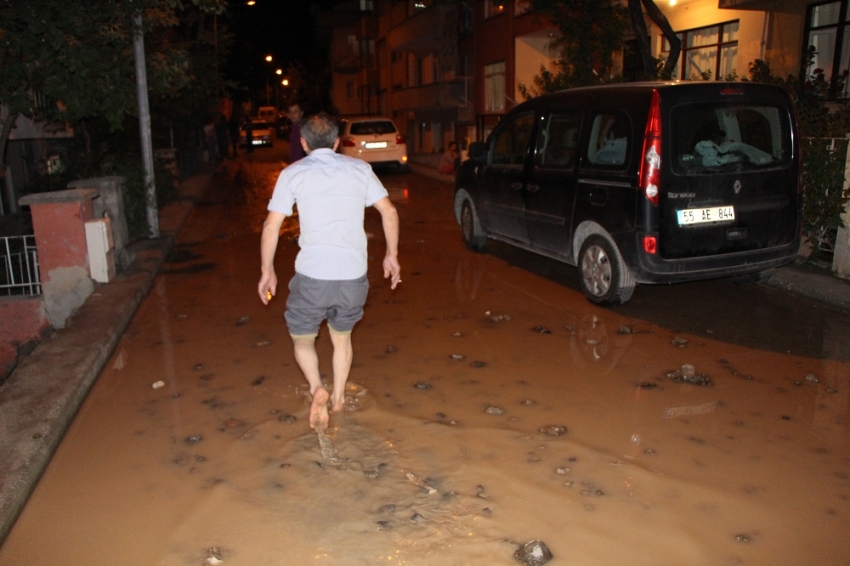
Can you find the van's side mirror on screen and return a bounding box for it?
[469,141,488,162]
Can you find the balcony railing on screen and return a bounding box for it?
[0,235,41,296]
[389,79,470,111]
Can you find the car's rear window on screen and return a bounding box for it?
[672,103,792,174]
[350,121,396,135]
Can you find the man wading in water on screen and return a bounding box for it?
[258,112,401,431]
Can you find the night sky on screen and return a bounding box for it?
[223,0,338,98]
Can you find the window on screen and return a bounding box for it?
[671,103,790,173]
[585,111,630,167]
[662,21,739,80]
[484,61,506,112]
[803,1,850,87]
[535,112,581,169]
[490,113,534,166]
[360,0,373,10]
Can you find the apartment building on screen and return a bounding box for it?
[320,0,850,155]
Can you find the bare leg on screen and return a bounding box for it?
[329,329,353,412]
[291,335,330,430]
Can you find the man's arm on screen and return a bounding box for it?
[372,196,401,289]
[258,211,287,304]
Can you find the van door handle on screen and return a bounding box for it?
[510,182,524,191]
[526,184,540,193]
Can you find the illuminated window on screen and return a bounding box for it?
[803,0,850,88]
[484,61,506,112]
[662,20,739,80]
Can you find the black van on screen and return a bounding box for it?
[454,81,801,306]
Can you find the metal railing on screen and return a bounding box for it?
[0,235,41,296]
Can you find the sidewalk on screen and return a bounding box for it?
[0,171,213,544]
[1,162,849,546]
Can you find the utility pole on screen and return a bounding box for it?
[133,13,159,238]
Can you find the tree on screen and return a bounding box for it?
[0,0,226,171]
[528,0,630,88]
[627,0,680,80]
[520,0,681,97]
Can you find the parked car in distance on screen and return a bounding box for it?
[454,81,801,306]
[239,120,273,148]
[339,117,409,171]
[257,106,277,126]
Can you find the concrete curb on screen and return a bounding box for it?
[767,264,850,313]
[0,172,213,545]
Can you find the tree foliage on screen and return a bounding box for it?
[527,0,630,89]
[0,0,226,132]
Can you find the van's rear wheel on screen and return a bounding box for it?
[578,235,635,306]
[461,200,487,251]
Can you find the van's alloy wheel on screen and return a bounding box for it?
[578,235,635,306]
[461,200,486,251]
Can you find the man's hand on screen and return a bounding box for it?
[258,271,277,305]
[373,197,400,290]
[383,255,401,289]
[260,211,286,304]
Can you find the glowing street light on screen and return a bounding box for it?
[265,55,273,62]
[282,79,289,86]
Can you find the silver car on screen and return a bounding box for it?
[339,117,409,171]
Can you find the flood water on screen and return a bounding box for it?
[1,152,848,565]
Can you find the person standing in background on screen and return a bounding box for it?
[287,103,306,164]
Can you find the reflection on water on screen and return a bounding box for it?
[1,167,848,565]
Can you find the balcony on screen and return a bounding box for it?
[388,79,472,121]
[386,2,458,57]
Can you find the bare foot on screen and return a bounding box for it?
[330,393,346,413]
[310,387,330,431]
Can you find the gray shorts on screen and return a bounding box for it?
[284,272,369,335]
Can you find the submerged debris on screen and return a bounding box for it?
[185,435,203,444]
[450,353,466,360]
[671,337,689,348]
[539,425,567,436]
[236,315,250,326]
[386,345,396,353]
[151,380,165,389]
[277,414,297,423]
[470,360,487,368]
[513,540,553,566]
[251,375,266,386]
[667,364,713,386]
[490,313,512,322]
[617,325,634,334]
[405,472,437,494]
[805,373,819,383]
[532,325,552,334]
[639,381,657,389]
[486,405,505,415]
[414,381,432,390]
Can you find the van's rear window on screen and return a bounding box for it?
[350,121,397,135]
[671,103,792,174]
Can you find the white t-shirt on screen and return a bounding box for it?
[267,148,389,280]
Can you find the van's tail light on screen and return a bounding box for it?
[342,137,356,147]
[638,89,661,205]
[396,134,406,145]
[643,235,657,254]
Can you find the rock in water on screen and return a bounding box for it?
[514,540,553,565]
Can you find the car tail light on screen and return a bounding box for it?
[638,89,661,205]
[342,137,356,147]
[396,134,406,145]
[643,235,657,254]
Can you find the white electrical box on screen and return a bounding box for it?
[85,217,116,283]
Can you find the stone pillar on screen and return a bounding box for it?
[67,176,132,270]
[18,189,98,329]
[832,139,850,279]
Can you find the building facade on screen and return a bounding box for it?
[320,0,847,155]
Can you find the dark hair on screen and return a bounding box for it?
[300,112,339,150]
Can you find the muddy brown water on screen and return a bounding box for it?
[1,157,848,565]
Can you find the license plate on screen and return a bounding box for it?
[364,141,387,149]
[677,206,735,225]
